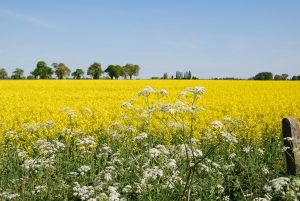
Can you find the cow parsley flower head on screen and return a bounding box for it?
[220,131,238,143]
[73,182,95,201]
[133,132,148,142]
[156,89,168,96]
[0,191,20,200]
[179,86,206,98]
[108,186,120,201]
[121,102,132,109]
[211,121,224,129]
[78,165,91,175]
[31,185,47,194]
[138,86,155,96]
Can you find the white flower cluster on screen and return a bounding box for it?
[63,107,77,119]
[3,130,18,140]
[77,136,96,154]
[149,144,170,158]
[31,185,47,194]
[141,166,164,186]
[179,86,206,98]
[108,186,121,201]
[133,132,148,142]
[0,191,20,200]
[265,177,290,192]
[137,87,168,97]
[178,144,203,158]
[78,165,91,175]
[211,121,224,129]
[34,139,65,156]
[96,144,112,159]
[22,155,56,171]
[21,123,41,132]
[138,86,156,96]
[43,120,56,129]
[107,122,123,137]
[220,131,238,143]
[73,182,95,201]
[121,101,132,109]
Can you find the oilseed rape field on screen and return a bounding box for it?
[1,80,300,200]
[0,80,299,141]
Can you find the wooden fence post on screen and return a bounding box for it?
[282,118,300,175]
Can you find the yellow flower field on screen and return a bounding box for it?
[0,80,299,142]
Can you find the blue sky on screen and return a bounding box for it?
[0,0,299,78]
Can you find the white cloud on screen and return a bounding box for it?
[0,7,51,28]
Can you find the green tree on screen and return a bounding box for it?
[253,72,273,80]
[0,68,8,79]
[163,73,168,79]
[274,74,283,80]
[52,63,71,79]
[31,61,53,79]
[292,75,300,80]
[87,62,103,79]
[72,69,85,79]
[123,64,140,80]
[281,74,289,80]
[11,68,24,79]
[105,65,123,79]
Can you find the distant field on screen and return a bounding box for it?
[0,80,299,141]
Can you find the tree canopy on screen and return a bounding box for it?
[87,62,103,79]
[105,65,123,79]
[31,61,53,79]
[72,69,85,79]
[52,63,71,79]
[123,64,140,80]
[0,68,8,79]
[11,68,24,79]
[253,72,273,80]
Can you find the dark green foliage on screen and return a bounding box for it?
[72,69,85,79]
[105,65,123,79]
[0,68,8,79]
[123,64,140,80]
[253,72,273,80]
[87,62,103,79]
[11,68,24,79]
[52,63,71,79]
[31,61,53,79]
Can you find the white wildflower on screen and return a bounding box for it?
[149,148,161,158]
[138,86,155,96]
[77,136,96,154]
[243,146,251,153]
[220,131,238,143]
[122,185,132,193]
[68,172,79,176]
[166,159,177,170]
[0,191,20,200]
[31,185,47,194]
[133,132,148,142]
[73,182,95,201]
[78,165,91,175]
[267,177,290,192]
[156,89,168,96]
[63,107,76,118]
[143,166,163,181]
[121,102,132,109]
[211,120,224,129]
[108,186,120,201]
[262,167,269,174]
[179,86,205,98]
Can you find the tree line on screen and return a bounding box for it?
[0,61,141,80]
[250,72,300,80]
